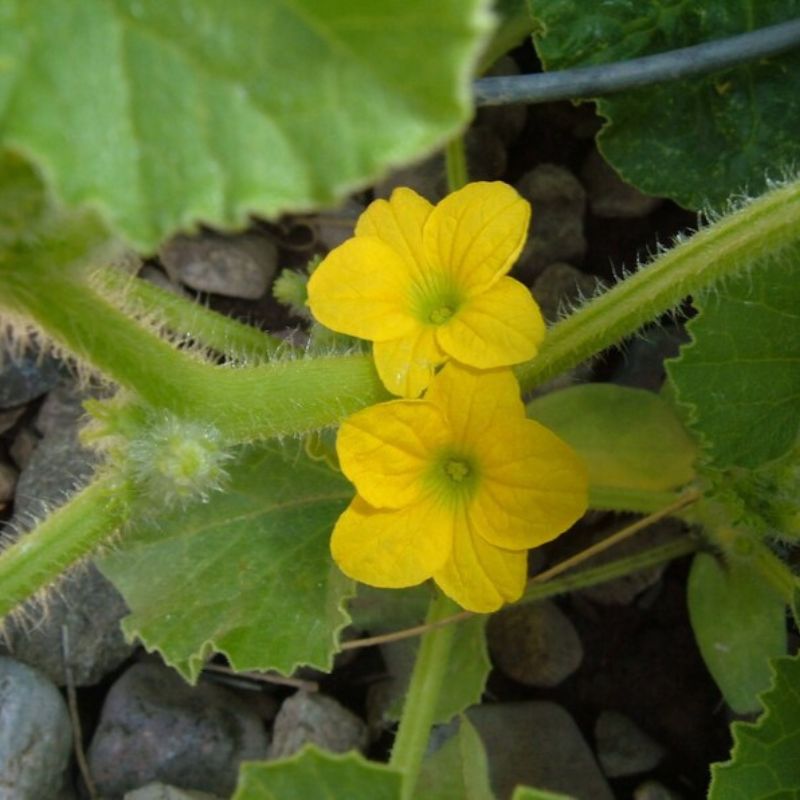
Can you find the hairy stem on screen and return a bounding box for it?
[390,591,459,799]
[0,475,129,620]
[516,177,800,392]
[94,266,286,359]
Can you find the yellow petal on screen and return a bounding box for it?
[356,187,433,277]
[433,508,527,612]
[337,399,448,508]
[331,494,453,588]
[425,363,525,448]
[306,237,416,341]
[423,182,530,292]
[471,418,589,550]
[436,277,545,369]
[373,329,446,398]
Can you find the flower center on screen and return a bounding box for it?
[429,306,454,325]
[444,458,470,482]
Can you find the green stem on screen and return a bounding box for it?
[445,136,468,192]
[521,536,697,603]
[94,266,286,360]
[749,539,797,604]
[390,590,459,800]
[516,177,800,392]
[0,474,129,619]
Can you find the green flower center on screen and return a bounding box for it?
[444,458,470,482]
[429,306,454,325]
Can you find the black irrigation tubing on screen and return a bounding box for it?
[473,17,800,106]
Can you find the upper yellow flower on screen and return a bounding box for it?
[330,363,588,612]
[307,182,545,397]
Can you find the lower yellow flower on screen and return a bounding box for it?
[331,364,588,612]
[306,182,545,398]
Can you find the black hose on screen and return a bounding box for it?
[473,17,800,106]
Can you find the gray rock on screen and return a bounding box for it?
[0,422,134,686]
[9,425,39,470]
[137,265,191,297]
[532,262,600,323]
[0,460,17,504]
[35,380,89,438]
[612,324,689,392]
[582,149,662,219]
[468,702,614,800]
[124,783,223,800]
[88,662,268,799]
[514,164,587,280]
[634,779,684,800]
[160,232,278,299]
[0,405,25,436]
[270,691,368,759]
[310,198,364,252]
[0,656,72,800]
[0,348,62,408]
[487,600,583,688]
[595,710,665,778]
[578,519,683,607]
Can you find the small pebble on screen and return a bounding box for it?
[532,261,600,323]
[487,600,583,688]
[514,164,587,280]
[0,656,73,800]
[124,783,223,800]
[595,710,666,777]
[269,691,368,759]
[0,459,18,503]
[634,779,684,800]
[9,424,39,470]
[35,380,89,438]
[88,661,268,798]
[0,347,62,408]
[0,405,25,435]
[160,232,278,299]
[582,149,662,219]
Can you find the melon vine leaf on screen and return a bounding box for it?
[96,442,355,681]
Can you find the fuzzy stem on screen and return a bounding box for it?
[390,590,459,799]
[516,177,800,392]
[94,266,286,359]
[0,474,129,620]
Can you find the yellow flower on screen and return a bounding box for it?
[307,182,545,397]
[330,364,588,612]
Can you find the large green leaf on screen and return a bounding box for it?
[233,746,402,800]
[418,717,496,800]
[97,443,355,681]
[0,0,492,250]
[667,253,800,470]
[687,553,787,714]
[528,1,800,209]
[709,653,800,799]
[527,384,696,500]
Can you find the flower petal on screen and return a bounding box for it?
[306,237,417,341]
[471,418,589,550]
[331,494,453,588]
[433,508,527,612]
[337,399,448,508]
[373,329,446,398]
[423,182,530,292]
[356,187,433,276]
[436,277,545,369]
[425,363,525,448]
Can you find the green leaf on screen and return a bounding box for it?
[512,788,574,800]
[687,552,787,714]
[709,653,800,799]
[233,746,402,800]
[667,253,800,470]
[527,384,697,505]
[1,0,493,249]
[97,443,355,681]
[528,1,800,208]
[417,717,496,800]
